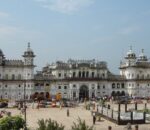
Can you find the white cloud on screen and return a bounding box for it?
[0,12,9,18]
[35,0,95,14]
[92,35,117,44]
[0,25,45,43]
[120,26,140,35]
[0,26,19,38]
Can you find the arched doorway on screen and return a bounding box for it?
[31,92,39,99]
[121,91,125,96]
[111,91,116,97]
[37,92,44,100]
[79,85,89,100]
[46,92,50,99]
[117,91,121,96]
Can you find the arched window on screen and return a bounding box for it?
[121,91,125,96]
[82,71,85,78]
[64,73,67,77]
[102,73,105,78]
[103,85,105,89]
[58,73,61,77]
[92,72,95,78]
[12,74,15,80]
[117,91,120,96]
[112,83,115,89]
[117,83,120,88]
[111,91,116,97]
[46,83,49,86]
[79,71,81,78]
[86,71,89,78]
[73,72,76,78]
[73,84,76,88]
[121,83,125,89]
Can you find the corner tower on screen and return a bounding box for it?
[125,46,136,66]
[22,42,36,80]
[23,42,35,66]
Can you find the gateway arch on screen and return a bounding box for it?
[79,85,89,100]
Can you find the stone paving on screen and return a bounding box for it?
[1,103,150,130]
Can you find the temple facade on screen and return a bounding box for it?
[0,44,150,100]
[34,47,150,100]
[35,59,125,100]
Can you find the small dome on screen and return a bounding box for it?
[125,46,136,59]
[138,49,148,62]
[23,42,35,57]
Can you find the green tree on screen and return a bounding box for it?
[37,118,65,130]
[0,116,25,130]
[71,118,94,130]
[12,116,25,130]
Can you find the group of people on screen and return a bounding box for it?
[90,101,100,125]
[0,110,11,118]
[17,102,27,114]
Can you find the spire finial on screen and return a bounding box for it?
[28,42,30,48]
[142,49,144,53]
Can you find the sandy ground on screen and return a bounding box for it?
[1,103,150,130]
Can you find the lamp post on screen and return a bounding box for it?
[24,79,27,130]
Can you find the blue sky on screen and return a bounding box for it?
[0,0,150,73]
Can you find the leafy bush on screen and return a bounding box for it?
[0,116,25,130]
[71,118,94,130]
[37,118,65,130]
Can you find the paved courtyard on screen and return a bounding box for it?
[1,103,150,130]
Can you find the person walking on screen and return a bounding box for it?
[32,101,34,109]
[93,112,96,125]
[37,101,40,109]
[67,108,69,117]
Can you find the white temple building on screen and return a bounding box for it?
[34,46,150,100]
[0,44,150,100]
